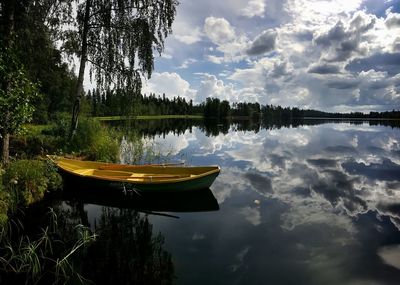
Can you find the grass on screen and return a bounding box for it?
[96,114,203,121]
[0,208,96,284]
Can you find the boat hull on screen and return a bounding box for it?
[60,169,220,192]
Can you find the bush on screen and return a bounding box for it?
[2,159,62,207]
[46,113,120,162]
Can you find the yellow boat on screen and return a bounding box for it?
[48,156,220,192]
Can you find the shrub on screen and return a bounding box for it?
[3,159,62,207]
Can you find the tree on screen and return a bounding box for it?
[0,51,40,165]
[65,0,178,138]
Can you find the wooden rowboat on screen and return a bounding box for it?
[48,156,220,192]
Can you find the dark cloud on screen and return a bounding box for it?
[314,15,375,62]
[311,169,366,212]
[268,153,288,168]
[308,63,341,74]
[244,172,273,194]
[271,61,290,78]
[325,79,360,89]
[345,53,400,76]
[376,202,400,216]
[342,158,400,181]
[350,13,376,32]
[314,21,347,46]
[307,158,338,168]
[246,30,277,56]
[295,30,314,42]
[324,145,358,154]
[292,186,311,197]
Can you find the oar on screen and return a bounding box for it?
[98,162,184,170]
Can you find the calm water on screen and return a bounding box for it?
[31,120,400,284]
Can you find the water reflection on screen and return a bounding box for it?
[108,117,400,138]
[80,208,174,285]
[147,121,400,284]
[62,186,219,213]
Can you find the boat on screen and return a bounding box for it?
[48,156,220,192]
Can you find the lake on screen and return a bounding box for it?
[22,120,400,284]
[134,120,400,285]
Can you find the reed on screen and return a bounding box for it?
[0,208,96,284]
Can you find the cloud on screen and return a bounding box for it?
[205,55,224,64]
[244,172,273,194]
[195,73,237,103]
[325,77,360,89]
[385,12,400,28]
[345,52,400,76]
[308,63,341,74]
[177,58,197,69]
[203,17,248,62]
[149,0,400,112]
[204,17,236,45]
[172,20,203,44]
[313,12,376,62]
[240,0,266,18]
[246,29,277,56]
[142,72,196,101]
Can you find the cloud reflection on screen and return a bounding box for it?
[150,122,400,284]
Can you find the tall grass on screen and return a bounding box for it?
[49,113,120,162]
[0,208,96,284]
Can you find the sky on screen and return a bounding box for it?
[140,0,400,112]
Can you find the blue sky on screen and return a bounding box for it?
[140,0,400,112]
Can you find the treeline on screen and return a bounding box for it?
[86,91,262,118]
[87,91,200,116]
[85,90,400,120]
[299,109,400,119]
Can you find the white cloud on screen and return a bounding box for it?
[142,72,196,101]
[240,0,266,18]
[204,17,236,44]
[195,73,237,102]
[177,58,198,69]
[203,17,248,62]
[205,55,224,64]
[173,20,203,44]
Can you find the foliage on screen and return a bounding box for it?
[12,0,77,123]
[0,50,41,136]
[64,0,178,91]
[2,160,62,207]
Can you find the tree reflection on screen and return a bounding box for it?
[77,208,174,285]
